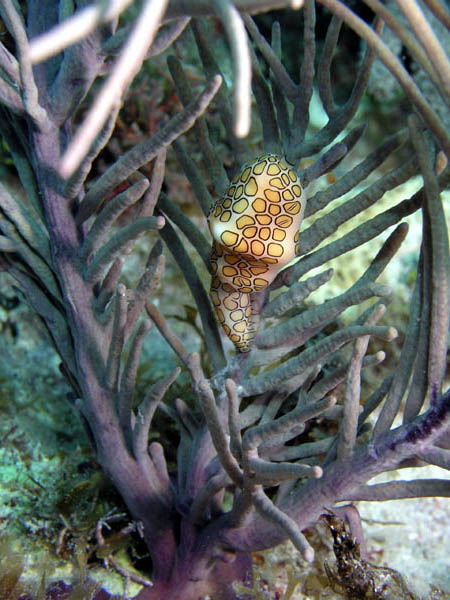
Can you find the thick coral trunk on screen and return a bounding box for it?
[135,549,252,600]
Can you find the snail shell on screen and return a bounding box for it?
[208,153,306,352]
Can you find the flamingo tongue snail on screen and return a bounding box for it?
[208,153,306,352]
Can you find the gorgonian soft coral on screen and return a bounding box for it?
[0,1,448,598]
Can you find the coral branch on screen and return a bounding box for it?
[264,269,333,316]
[316,0,450,158]
[337,304,386,459]
[252,487,314,562]
[84,216,165,285]
[212,0,251,138]
[118,319,152,445]
[242,397,336,450]
[159,219,225,371]
[105,284,128,390]
[0,0,48,127]
[362,0,443,95]
[133,368,181,465]
[242,325,397,396]
[257,283,389,350]
[59,0,170,177]
[81,179,150,261]
[305,129,408,219]
[28,0,134,63]
[345,479,450,501]
[422,0,450,29]
[158,193,211,270]
[168,55,229,194]
[145,302,191,367]
[373,265,422,435]
[77,74,222,223]
[409,115,450,394]
[396,0,450,99]
[189,353,243,486]
[226,378,242,460]
[125,243,165,337]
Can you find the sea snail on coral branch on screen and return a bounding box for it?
[208,153,306,352]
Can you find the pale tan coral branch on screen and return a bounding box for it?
[317,0,450,159]
[213,0,252,137]
[28,0,134,63]
[165,0,304,18]
[396,0,450,99]
[422,0,450,30]
[58,0,170,178]
[362,0,445,96]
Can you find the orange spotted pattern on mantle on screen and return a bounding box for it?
[208,153,306,352]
